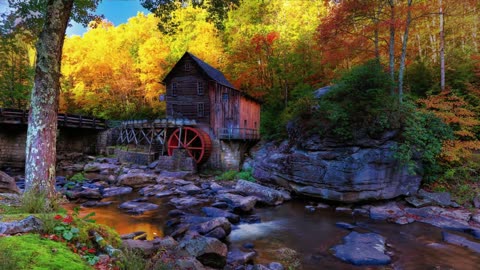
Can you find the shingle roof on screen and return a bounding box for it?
[186,52,235,89]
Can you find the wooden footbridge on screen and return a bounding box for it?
[0,108,106,129]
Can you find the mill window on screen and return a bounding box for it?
[197,81,204,95]
[172,82,177,96]
[185,62,191,72]
[197,103,204,117]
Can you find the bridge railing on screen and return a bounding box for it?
[217,127,260,140]
[0,108,106,129]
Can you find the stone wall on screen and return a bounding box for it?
[0,124,103,169]
[115,148,157,166]
[157,149,196,172]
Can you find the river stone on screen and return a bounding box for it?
[122,239,157,256]
[204,227,227,240]
[332,232,391,265]
[83,162,118,173]
[369,202,405,221]
[418,189,454,207]
[117,173,157,188]
[170,196,208,209]
[191,217,232,236]
[235,180,290,205]
[177,184,202,195]
[227,249,256,266]
[217,193,257,213]
[268,262,285,270]
[0,215,43,234]
[81,201,112,208]
[442,231,480,253]
[252,138,421,203]
[179,235,228,268]
[119,201,159,214]
[70,187,102,200]
[138,184,166,196]
[0,171,20,194]
[102,186,133,198]
[202,207,240,223]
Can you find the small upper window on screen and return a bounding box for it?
[185,62,191,72]
[172,82,177,96]
[222,92,229,102]
[197,103,204,117]
[197,81,204,95]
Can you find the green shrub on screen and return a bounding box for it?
[69,172,86,183]
[236,168,255,182]
[119,247,147,270]
[216,170,237,181]
[20,189,51,213]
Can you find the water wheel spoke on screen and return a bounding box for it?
[185,135,199,147]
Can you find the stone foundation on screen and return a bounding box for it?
[157,149,196,172]
[115,148,157,166]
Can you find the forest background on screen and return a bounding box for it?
[2,0,480,202]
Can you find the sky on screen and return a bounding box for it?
[67,0,151,36]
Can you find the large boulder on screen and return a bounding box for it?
[117,173,157,188]
[179,235,228,268]
[235,180,290,206]
[0,171,20,194]
[253,134,421,203]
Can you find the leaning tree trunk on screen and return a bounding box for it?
[398,0,413,103]
[24,0,74,198]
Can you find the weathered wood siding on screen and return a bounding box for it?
[165,56,210,124]
[239,97,261,132]
[210,83,241,136]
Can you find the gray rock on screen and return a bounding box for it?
[418,189,454,207]
[81,201,112,208]
[154,190,175,198]
[369,202,405,220]
[177,183,202,195]
[217,193,257,213]
[70,187,102,200]
[227,249,256,266]
[235,180,290,206]
[119,201,159,214]
[442,231,480,253]
[405,196,434,208]
[472,213,480,224]
[332,232,391,265]
[473,195,480,208]
[202,207,240,223]
[122,239,156,256]
[0,215,43,234]
[252,139,421,203]
[120,231,147,240]
[0,171,20,194]
[83,162,118,173]
[204,227,227,240]
[148,160,159,170]
[305,205,316,213]
[191,217,232,235]
[117,173,157,188]
[179,235,228,268]
[138,184,166,196]
[170,196,208,209]
[268,262,285,270]
[173,179,193,186]
[336,222,356,230]
[102,186,133,198]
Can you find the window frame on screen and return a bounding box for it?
[197,103,205,117]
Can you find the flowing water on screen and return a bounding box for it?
[70,194,480,270]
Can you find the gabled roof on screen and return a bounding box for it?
[162,52,235,89]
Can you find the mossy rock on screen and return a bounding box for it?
[0,234,91,270]
[77,220,122,248]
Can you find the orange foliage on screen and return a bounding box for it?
[420,90,480,163]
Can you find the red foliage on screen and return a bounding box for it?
[62,215,73,224]
[54,214,62,220]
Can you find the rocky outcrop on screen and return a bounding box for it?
[0,215,43,234]
[0,171,20,194]
[117,172,157,188]
[253,132,421,203]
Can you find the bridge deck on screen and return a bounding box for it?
[0,108,106,130]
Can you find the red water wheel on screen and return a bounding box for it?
[167,127,212,164]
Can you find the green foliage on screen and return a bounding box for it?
[216,169,256,182]
[20,189,55,213]
[118,247,147,270]
[0,234,91,270]
[395,107,454,178]
[69,172,86,183]
[309,60,400,140]
[216,170,237,181]
[405,60,434,97]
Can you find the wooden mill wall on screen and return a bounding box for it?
[165,57,210,124]
[209,83,241,136]
[239,97,261,132]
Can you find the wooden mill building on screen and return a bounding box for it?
[161,52,261,169]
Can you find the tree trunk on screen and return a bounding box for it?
[24,0,74,198]
[439,0,445,91]
[398,0,413,103]
[388,0,396,95]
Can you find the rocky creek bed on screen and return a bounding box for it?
[3,157,480,269]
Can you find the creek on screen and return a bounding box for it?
[68,191,480,270]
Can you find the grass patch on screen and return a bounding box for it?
[216,169,255,182]
[118,247,147,270]
[0,234,91,270]
[69,173,86,183]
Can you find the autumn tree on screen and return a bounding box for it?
[6,0,100,199]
